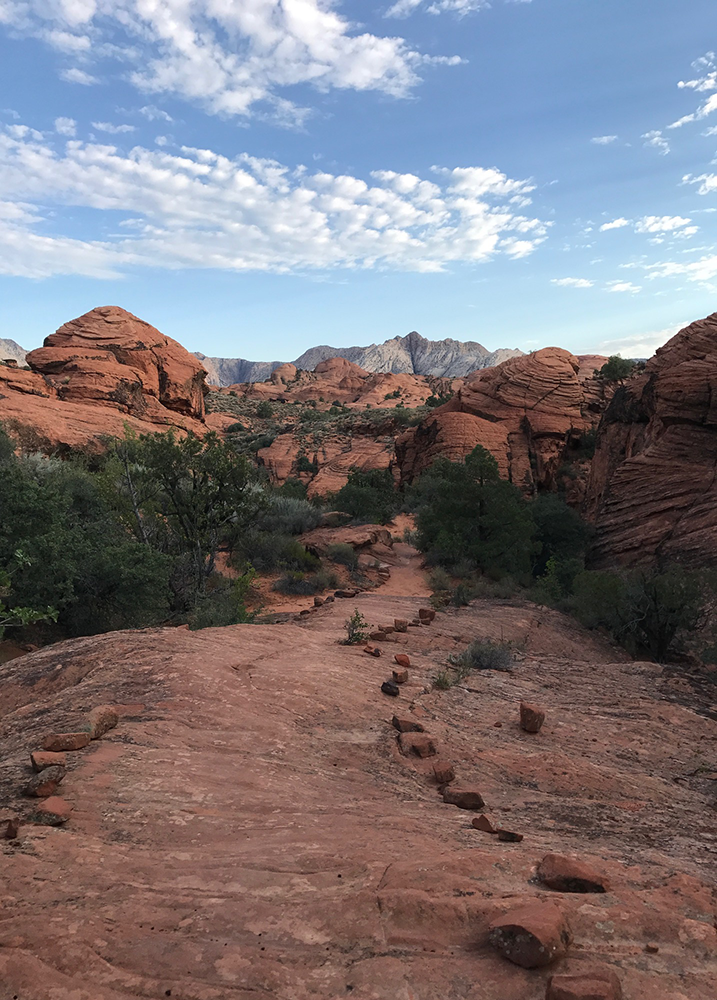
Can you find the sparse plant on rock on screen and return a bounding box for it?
[343,608,371,645]
[449,639,514,673]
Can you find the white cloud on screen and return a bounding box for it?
[54,117,77,136]
[0,124,548,279]
[551,277,594,288]
[684,171,717,195]
[60,67,99,86]
[599,217,630,231]
[591,135,618,145]
[607,281,641,293]
[642,130,670,154]
[635,215,693,233]
[1,1,463,125]
[643,253,717,285]
[668,92,717,128]
[91,121,136,134]
[703,125,717,136]
[387,0,489,14]
[138,105,173,122]
[598,324,682,358]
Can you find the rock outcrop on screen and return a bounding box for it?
[396,348,610,493]
[197,329,523,385]
[586,313,717,567]
[1,594,714,997]
[0,307,207,450]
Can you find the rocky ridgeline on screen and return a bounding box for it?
[196,329,524,386]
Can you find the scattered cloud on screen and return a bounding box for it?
[642,130,670,154]
[60,67,99,86]
[599,218,630,232]
[635,215,693,233]
[643,253,717,285]
[551,277,594,288]
[591,135,618,145]
[386,0,489,15]
[54,117,77,137]
[703,125,717,136]
[91,122,136,134]
[138,106,173,123]
[598,324,682,359]
[0,124,548,279]
[607,281,641,293]
[1,1,464,126]
[1,109,20,120]
[683,172,717,195]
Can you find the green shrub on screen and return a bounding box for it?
[451,639,513,672]
[189,569,256,630]
[273,568,338,595]
[569,566,710,661]
[596,355,636,381]
[433,670,453,690]
[343,608,370,644]
[258,496,322,535]
[334,467,400,524]
[256,401,274,418]
[327,542,358,569]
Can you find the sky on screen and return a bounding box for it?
[0,0,716,362]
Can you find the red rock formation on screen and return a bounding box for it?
[0,307,207,450]
[396,348,610,492]
[28,306,207,419]
[586,313,717,567]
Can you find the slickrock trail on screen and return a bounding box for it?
[1,593,716,999]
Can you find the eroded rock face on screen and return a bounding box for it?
[586,313,717,567]
[1,308,208,451]
[396,349,610,493]
[27,306,207,420]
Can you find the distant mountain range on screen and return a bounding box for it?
[196,330,523,386]
[0,338,27,365]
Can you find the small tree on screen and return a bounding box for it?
[597,356,636,381]
[0,551,57,639]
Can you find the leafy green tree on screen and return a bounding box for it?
[570,566,708,660]
[531,493,590,577]
[0,551,57,639]
[597,355,636,381]
[334,467,400,524]
[410,446,536,576]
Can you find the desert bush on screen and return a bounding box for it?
[327,542,358,569]
[450,639,513,673]
[258,495,322,535]
[189,569,256,630]
[273,568,338,595]
[596,355,636,381]
[256,401,274,418]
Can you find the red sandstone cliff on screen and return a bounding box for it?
[586,313,717,568]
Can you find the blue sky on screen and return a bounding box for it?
[0,0,716,361]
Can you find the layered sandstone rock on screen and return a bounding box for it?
[0,307,207,450]
[586,313,717,567]
[28,306,207,420]
[396,348,610,492]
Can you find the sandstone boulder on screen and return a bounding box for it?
[30,750,66,772]
[32,796,72,826]
[520,702,546,733]
[488,900,571,968]
[42,732,90,752]
[442,786,485,810]
[24,765,66,798]
[536,854,609,893]
[391,716,425,733]
[398,732,436,758]
[546,966,623,1000]
[87,705,119,740]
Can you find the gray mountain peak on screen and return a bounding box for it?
[197,331,523,386]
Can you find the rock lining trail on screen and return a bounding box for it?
[1,583,716,998]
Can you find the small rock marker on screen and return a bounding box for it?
[32,796,73,826]
[520,702,546,734]
[381,680,400,697]
[88,705,118,740]
[398,732,436,758]
[497,829,524,843]
[442,786,485,810]
[363,645,381,657]
[24,766,66,798]
[392,667,409,684]
[42,732,90,752]
[418,608,436,622]
[393,619,408,633]
[2,815,19,840]
[488,900,571,968]
[394,653,411,668]
[30,750,67,772]
[433,760,455,784]
[546,966,623,1000]
[536,854,609,894]
[472,814,497,834]
[391,716,424,733]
